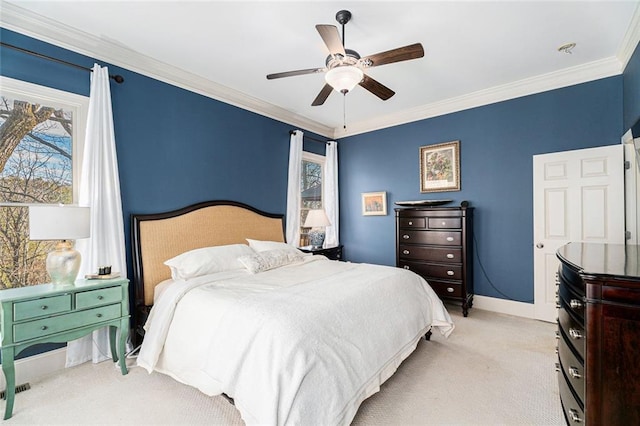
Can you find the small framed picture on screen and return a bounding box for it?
[362,191,387,216]
[419,140,461,193]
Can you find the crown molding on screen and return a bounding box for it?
[2,1,637,140]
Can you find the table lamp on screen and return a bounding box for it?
[29,205,90,285]
[304,209,331,249]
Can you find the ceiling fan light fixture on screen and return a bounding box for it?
[325,66,363,94]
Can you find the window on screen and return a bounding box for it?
[0,77,88,289]
[299,151,325,246]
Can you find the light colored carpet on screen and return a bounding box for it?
[4,306,563,425]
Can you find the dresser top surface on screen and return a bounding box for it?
[557,242,640,279]
[0,278,128,302]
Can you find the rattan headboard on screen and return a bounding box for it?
[131,200,285,308]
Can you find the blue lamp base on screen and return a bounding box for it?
[308,229,326,249]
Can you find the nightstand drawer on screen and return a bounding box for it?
[13,294,72,321]
[76,286,122,309]
[13,303,121,342]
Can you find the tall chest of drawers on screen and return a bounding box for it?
[395,206,473,316]
[556,243,640,425]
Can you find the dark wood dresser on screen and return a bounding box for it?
[556,242,640,425]
[395,206,473,316]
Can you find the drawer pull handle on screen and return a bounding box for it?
[446,236,454,242]
[568,409,583,423]
[555,331,560,339]
[97,295,104,300]
[41,305,48,310]
[569,328,583,339]
[403,235,410,239]
[441,221,446,226]
[554,362,560,372]
[447,270,454,276]
[403,265,410,270]
[403,250,410,255]
[446,254,454,259]
[556,303,561,309]
[96,313,103,318]
[408,221,413,225]
[41,326,48,331]
[446,287,454,293]
[569,299,583,309]
[568,367,582,379]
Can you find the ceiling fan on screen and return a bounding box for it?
[266,10,424,106]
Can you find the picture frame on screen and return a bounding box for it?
[419,140,461,193]
[362,191,387,216]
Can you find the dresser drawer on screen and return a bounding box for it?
[427,279,462,298]
[399,230,461,246]
[399,217,426,229]
[13,303,121,342]
[428,217,461,229]
[558,336,585,404]
[76,286,122,309]
[559,368,585,424]
[559,281,585,323]
[400,261,462,280]
[399,245,462,263]
[13,294,72,321]
[558,307,585,361]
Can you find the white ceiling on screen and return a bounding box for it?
[2,1,640,138]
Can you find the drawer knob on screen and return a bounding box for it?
[41,326,48,331]
[555,362,560,372]
[97,295,104,300]
[569,328,583,340]
[568,409,583,423]
[555,331,560,339]
[446,236,454,242]
[441,221,446,226]
[408,221,413,225]
[446,287,454,293]
[568,367,582,379]
[446,253,454,259]
[96,313,103,318]
[403,234,410,239]
[403,250,410,255]
[447,270,454,276]
[403,265,410,270]
[41,305,48,310]
[569,299,583,309]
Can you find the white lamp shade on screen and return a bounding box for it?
[304,209,331,228]
[325,66,364,93]
[29,205,90,240]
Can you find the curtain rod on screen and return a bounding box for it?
[289,130,332,145]
[1,41,125,84]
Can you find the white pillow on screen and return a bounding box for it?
[237,249,305,274]
[164,244,255,280]
[246,239,309,255]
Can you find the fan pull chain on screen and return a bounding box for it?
[343,94,347,130]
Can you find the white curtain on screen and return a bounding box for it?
[323,141,339,247]
[66,64,127,367]
[286,130,303,246]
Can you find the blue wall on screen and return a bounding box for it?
[338,77,624,303]
[1,26,638,309]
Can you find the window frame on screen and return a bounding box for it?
[299,150,326,247]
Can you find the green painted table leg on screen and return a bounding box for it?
[2,348,16,420]
[109,325,119,362]
[118,318,129,375]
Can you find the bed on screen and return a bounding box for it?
[131,200,454,425]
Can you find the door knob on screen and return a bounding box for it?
[536,243,544,249]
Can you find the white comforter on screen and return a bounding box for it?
[138,256,454,425]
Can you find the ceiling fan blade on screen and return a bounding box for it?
[312,84,334,106]
[316,24,346,57]
[359,74,395,100]
[267,68,325,80]
[361,43,424,68]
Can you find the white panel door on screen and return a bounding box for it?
[533,145,624,322]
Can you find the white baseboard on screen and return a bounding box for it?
[472,295,538,320]
[0,348,67,391]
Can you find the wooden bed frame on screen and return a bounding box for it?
[130,200,286,345]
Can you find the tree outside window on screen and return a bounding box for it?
[0,78,87,289]
[299,152,324,246]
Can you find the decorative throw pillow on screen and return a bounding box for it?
[164,244,256,280]
[238,249,305,274]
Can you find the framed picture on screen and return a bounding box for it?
[362,191,387,216]
[419,140,461,193]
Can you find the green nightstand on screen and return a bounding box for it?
[0,278,130,419]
